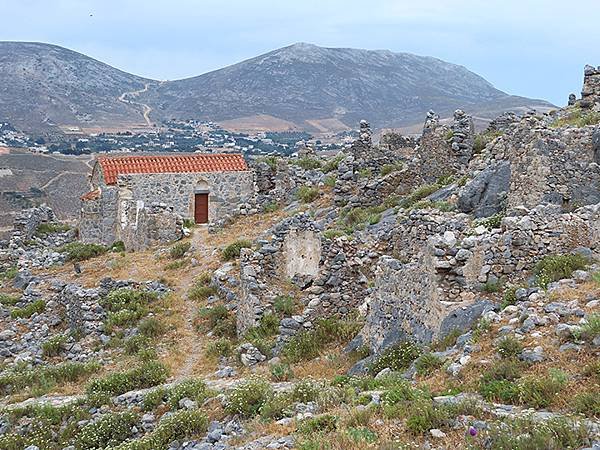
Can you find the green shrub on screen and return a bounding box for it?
[480,379,520,403]
[551,106,600,128]
[138,317,166,338]
[501,285,519,309]
[273,295,295,316]
[581,313,600,340]
[323,175,336,187]
[169,241,191,259]
[224,378,273,417]
[86,361,168,397]
[60,242,107,261]
[75,411,138,449]
[415,353,443,376]
[483,279,502,293]
[295,157,322,170]
[471,318,492,343]
[518,369,567,408]
[298,414,338,435]
[534,253,589,288]
[282,318,363,363]
[399,183,446,209]
[102,288,157,330]
[182,218,195,229]
[263,202,279,213]
[166,379,209,409]
[497,336,523,358]
[124,334,151,355]
[322,154,344,173]
[10,299,45,319]
[380,162,403,176]
[485,416,590,450]
[0,293,19,306]
[482,359,524,382]
[245,312,279,342]
[107,410,208,450]
[0,361,101,393]
[431,329,462,351]
[198,304,236,338]
[358,168,372,178]
[323,229,346,240]
[475,212,504,230]
[260,392,295,420]
[292,379,321,403]
[188,284,217,302]
[405,399,451,435]
[472,131,502,154]
[164,259,189,271]
[35,222,70,237]
[206,338,233,357]
[257,156,278,170]
[222,239,252,260]
[110,241,126,252]
[41,334,68,357]
[270,363,294,382]
[572,390,600,417]
[296,186,320,203]
[369,342,421,375]
[0,266,18,282]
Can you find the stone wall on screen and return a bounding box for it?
[352,202,600,352]
[119,171,254,225]
[79,187,118,245]
[118,201,184,252]
[12,204,55,242]
[236,213,374,337]
[460,116,600,215]
[581,65,600,110]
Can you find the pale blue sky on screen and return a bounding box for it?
[3,0,600,105]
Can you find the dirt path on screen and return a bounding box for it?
[173,226,214,380]
[118,82,154,127]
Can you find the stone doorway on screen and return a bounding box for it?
[194,193,208,224]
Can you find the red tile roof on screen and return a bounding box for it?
[81,189,101,201]
[97,153,248,185]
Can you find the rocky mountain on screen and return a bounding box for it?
[0,42,151,133]
[0,42,554,134]
[141,43,554,131]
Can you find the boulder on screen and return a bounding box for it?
[457,161,511,217]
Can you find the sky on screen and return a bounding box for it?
[2,0,600,105]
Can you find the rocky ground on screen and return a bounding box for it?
[0,97,600,449]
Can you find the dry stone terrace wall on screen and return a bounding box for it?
[118,171,254,224]
[236,213,375,336]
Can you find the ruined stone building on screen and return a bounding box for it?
[79,153,253,250]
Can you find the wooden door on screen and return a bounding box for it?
[194,193,209,224]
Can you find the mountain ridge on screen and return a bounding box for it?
[0,41,555,134]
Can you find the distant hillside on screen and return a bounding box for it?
[140,43,554,131]
[0,42,152,133]
[0,42,554,134]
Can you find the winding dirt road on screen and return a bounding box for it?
[118,83,155,127]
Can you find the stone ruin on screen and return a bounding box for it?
[581,64,600,110]
[459,114,600,217]
[351,202,600,354]
[235,213,374,344]
[0,204,76,270]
